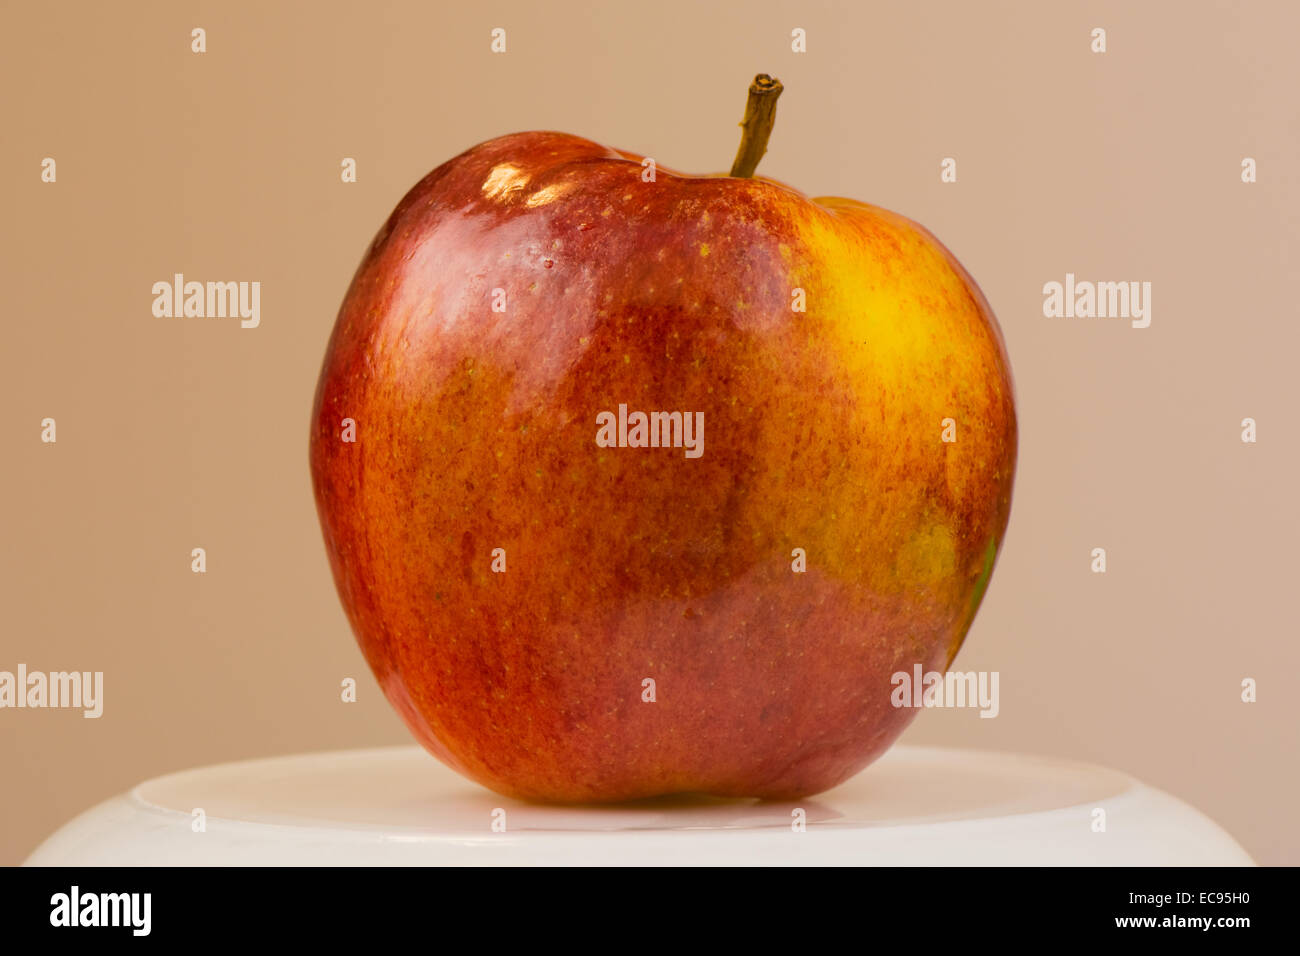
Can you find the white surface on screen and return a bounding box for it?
[25,746,1253,866]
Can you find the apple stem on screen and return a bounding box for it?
[729,74,783,178]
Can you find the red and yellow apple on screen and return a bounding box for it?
[310,78,1016,801]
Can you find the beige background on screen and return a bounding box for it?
[3,0,1297,865]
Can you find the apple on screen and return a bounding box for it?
[310,76,1016,801]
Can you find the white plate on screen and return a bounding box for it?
[24,745,1253,866]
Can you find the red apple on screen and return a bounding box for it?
[310,77,1016,801]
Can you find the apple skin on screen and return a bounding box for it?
[310,131,1016,802]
